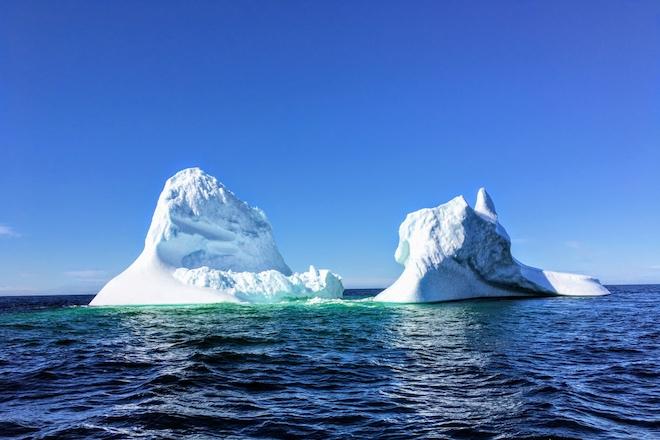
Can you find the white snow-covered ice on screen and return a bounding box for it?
[375,188,609,303]
[90,168,343,305]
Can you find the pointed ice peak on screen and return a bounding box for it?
[474,187,497,222]
[164,167,228,201]
[168,167,217,186]
[446,195,469,209]
[173,166,205,177]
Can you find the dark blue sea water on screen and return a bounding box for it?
[0,286,658,439]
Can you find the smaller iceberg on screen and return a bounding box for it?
[90,168,343,305]
[375,188,609,303]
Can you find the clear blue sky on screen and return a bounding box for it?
[1,1,659,293]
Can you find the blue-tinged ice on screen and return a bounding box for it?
[375,188,609,303]
[90,168,343,305]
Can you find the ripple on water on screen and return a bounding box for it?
[0,287,659,439]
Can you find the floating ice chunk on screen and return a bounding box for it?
[90,168,343,305]
[375,189,609,303]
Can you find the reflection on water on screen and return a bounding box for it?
[0,287,658,439]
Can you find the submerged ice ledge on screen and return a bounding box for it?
[173,265,342,303]
[374,188,609,303]
[90,168,343,306]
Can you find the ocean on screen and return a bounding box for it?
[0,286,658,439]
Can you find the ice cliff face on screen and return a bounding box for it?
[375,188,609,303]
[145,168,291,275]
[90,168,343,305]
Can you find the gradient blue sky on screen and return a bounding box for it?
[1,1,659,293]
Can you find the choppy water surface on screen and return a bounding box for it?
[0,286,658,439]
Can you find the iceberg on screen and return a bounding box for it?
[90,168,343,305]
[375,188,609,303]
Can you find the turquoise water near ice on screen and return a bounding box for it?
[0,286,658,439]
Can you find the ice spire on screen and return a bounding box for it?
[474,187,497,222]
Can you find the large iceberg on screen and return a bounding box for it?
[90,168,343,305]
[375,188,609,303]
